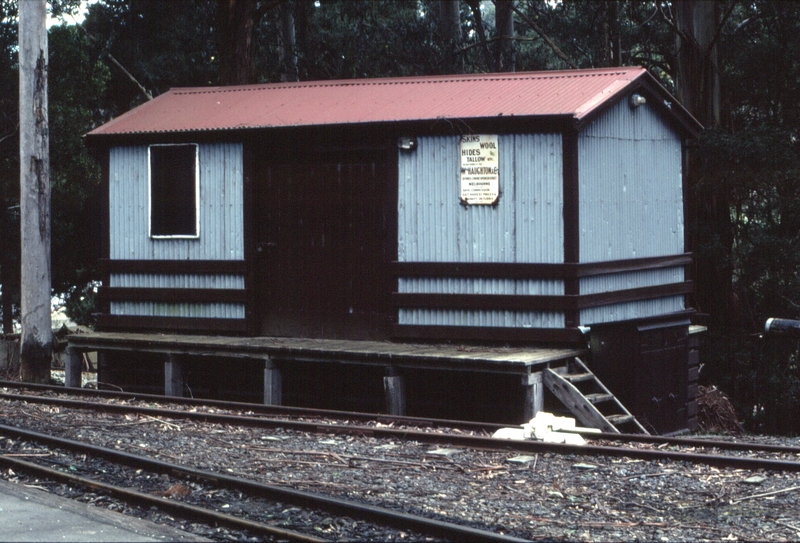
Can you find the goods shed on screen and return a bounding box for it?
[84,67,702,432]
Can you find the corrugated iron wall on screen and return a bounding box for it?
[108,143,245,319]
[397,134,565,328]
[578,99,685,325]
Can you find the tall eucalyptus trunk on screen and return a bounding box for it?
[280,0,298,82]
[437,0,461,45]
[217,0,257,85]
[18,0,52,383]
[495,0,515,72]
[674,0,730,329]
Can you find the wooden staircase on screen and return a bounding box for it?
[543,357,649,434]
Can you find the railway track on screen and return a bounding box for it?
[0,378,496,431]
[2,382,800,472]
[0,422,527,542]
[0,448,325,542]
[4,380,800,541]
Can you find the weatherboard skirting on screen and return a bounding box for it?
[109,301,245,319]
[105,272,246,322]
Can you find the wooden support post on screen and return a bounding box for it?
[164,354,185,397]
[384,367,406,416]
[522,371,544,422]
[97,351,109,386]
[64,346,82,388]
[263,357,282,405]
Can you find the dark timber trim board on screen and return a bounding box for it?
[393,281,693,312]
[577,254,692,277]
[562,131,580,327]
[99,149,111,317]
[100,254,691,284]
[392,324,586,344]
[385,145,400,328]
[97,315,248,334]
[391,254,692,279]
[99,259,247,275]
[242,141,259,336]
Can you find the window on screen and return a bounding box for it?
[149,144,199,238]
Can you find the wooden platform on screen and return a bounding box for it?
[67,332,586,373]
[65,332,588,420]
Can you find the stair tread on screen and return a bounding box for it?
[563,372,594,382]
[545,359,650,435]
[585,393,614,403]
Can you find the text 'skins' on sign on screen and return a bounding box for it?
[460,134,499,205]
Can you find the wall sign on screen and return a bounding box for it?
[460,134,499,205]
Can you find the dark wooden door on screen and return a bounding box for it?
[637,324,689,433]
[589,319,690,434]
[256,150,393,340]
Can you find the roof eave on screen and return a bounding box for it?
[572,70,703,137]
[83,114,579,147]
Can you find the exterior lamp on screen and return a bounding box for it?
[397,136,417,151]
[629,94,647,108]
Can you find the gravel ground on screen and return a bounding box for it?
[3,395,800,541]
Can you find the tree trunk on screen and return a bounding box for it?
[673,0,730,329]
[437,0,461,45]
[279,0,298,82]
[466,0,496,71]
[675,1,720,126]
[603,0,621,66]
[495,0,515,72]
[217,0,258,85]
[18,0,52,383]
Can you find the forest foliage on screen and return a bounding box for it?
[2,0,800,433]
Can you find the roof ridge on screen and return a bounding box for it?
[170,67,646,95]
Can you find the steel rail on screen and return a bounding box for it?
[0,379,496,432]
[0,454,325,543]
[0,423,532,543]
[0,392,499,437]
[578,430,800,455]
[8,380,798,458]
[5,389,800,464]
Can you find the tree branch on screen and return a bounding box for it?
[661,0,736,59]
[465,0,497,72]
[511,3,578,69]
[104,52,152,101]
[706,1,738,56]
[657,2,694,48]
[447,34,538,66]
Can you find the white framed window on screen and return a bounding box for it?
[148,143,199,238]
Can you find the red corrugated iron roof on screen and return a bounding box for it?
[87,67,699,136]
